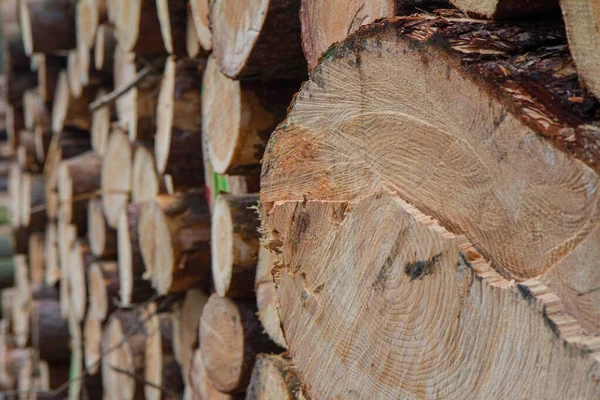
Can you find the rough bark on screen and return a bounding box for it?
[88,196,117,258]
[561,0,600,100]
[117,203,156,306]
[155,56,205,188]
[102,309,148,400]
[211,194,260,298]
[260,17,600,398]
[88,261,119,321]
[19,0,77,55]
[30,298,70,363]
[139,191,212,295]
[246,354,304,400]
[211,0,306,79]
[156,0,188,56]
[202,56,298,175]
[143,303,184,400]
[450,0,559,18]
[200,295,283,394]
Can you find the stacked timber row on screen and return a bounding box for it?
[0,0,599,399]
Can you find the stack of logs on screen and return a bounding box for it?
[1,0,600,399]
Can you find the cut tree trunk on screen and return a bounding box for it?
[67,49,84,99]
[102,309,147,400]
[199,294,282,394]
[186,9,201,58]
[114,48,162,141]
[8,163,22,228]
[260,17,600,398]
[19,0,77,55]
[189,348,234,400]
[450,0,559,18]
[246,354,304,400]
[83,311,102,375]
[131,144,164,204]
[94,24,117,75]
[101,128,132,228]
[189,0,212,51]
[76,0,102,51]
[139,191,212,295]
[117,203,156,306]
[255,246,286,348]
[211,0,306,79]
[57,151,102,234]
[58,223,76,318]
[561,0,600,100]
[30,298,70,363]
[143,302,184,400]
[156,0,188,56]
[171,289,208,382]
[68,240,95,322]
[16,130,40,172]
[155,56,205,189]
[211,194,260,298]
[114,0,167,56]
[51,70,93,133]
[87,261,119,321]
[88,196,118,258]
[202,56,297,175]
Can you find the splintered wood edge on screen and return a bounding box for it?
[211,0,269,77]
[132,142,159,204]
[211,195,234,297]
[203,56,241,174]
[155,56,176,175]
[83,313,101,375]
[101,130,132,228]
[256,282,286,348]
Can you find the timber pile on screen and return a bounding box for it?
[0,0,598,399]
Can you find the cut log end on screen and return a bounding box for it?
[101,129,132,228]
[84,312,102,375]
[155,56,177,175]
[246,354,304,400]
[189,0,212,51]
[91,90,111,155]
[132,145,160,204]
[68,240,90,322]
[88,261,119,321]
[18,0,34,55]
[189,349,233,400]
